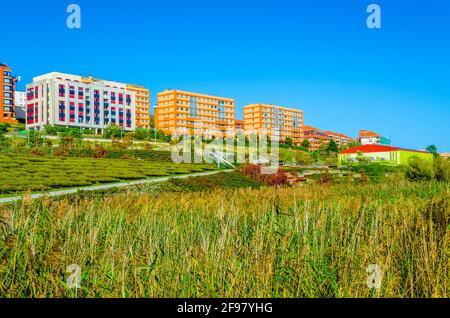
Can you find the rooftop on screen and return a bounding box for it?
[340,144,430,155]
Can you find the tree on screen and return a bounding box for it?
[285,137,294,147]
[327,140,339,154]
[426,145,438,157]
[301,139,311,149]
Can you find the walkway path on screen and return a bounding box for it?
[0,170,228,204]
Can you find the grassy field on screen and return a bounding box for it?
[0,180,447,298]
[0,153,215,194]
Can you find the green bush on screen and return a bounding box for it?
[103,125,122,139]
[405,156,435,181]
[434,157,450,182]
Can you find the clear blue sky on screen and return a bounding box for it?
[1,0,449,151]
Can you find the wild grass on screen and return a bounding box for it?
[0,180,448,298]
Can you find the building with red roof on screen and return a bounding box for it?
[303,126,354,150]
[338,144,433,165]
[358,130,391,145]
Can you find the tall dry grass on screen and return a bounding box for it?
[0,180,448,298]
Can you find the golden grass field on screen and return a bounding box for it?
[0,180,448,298]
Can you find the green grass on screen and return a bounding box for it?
[0,180,447,298]
[145,171,262,193]
[0,153,215,194]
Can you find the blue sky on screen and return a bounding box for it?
[1,0,449,151]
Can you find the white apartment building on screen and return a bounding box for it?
[25,72,136,132]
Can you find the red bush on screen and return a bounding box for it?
[241,164,289,186]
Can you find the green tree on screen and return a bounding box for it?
[327,140,339,153]
[301,139,311,149]
[426,145,438,157]
[285,137,294,147]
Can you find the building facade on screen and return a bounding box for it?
[324,131,354,147]
[338,144,433,165]
[243,104,304,144]
[0,63,18,124]
[127,84,151,129]
[358,130,390,145]
[235,119,244,131]
[26,72,136,132]
[155,89,235,137]
[14,91,26,122]
[303,126,331,150]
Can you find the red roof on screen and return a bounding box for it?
[359,130,380,138]
[340,144,430,155]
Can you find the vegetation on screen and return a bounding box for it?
[146,171,262,193]
[0,153,215,194]
[0,180,447,298]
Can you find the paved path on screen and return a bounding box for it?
[0,170,228,204]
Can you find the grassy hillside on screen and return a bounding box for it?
[0,153,215,194]
[0,180,447,298]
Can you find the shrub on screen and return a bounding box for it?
[405,156,435,181]
[103,125,122,139]
[241,164,289,186]
[434,157,450,182]
[134,128,150,140]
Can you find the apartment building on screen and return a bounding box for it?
[324,131,353,147]
[235,120,244,130]
[0,63,18,124]
[127,84,151,129]
[303,126,331,150]
[155,90,235,136]
[303,126,354,150]
[243,104,304,144]
[26,72,136,132]
[82,76,150,129]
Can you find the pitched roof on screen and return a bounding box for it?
[359,130,380,138]
[303,125,321,132]
[324,131,353,140]
[340,144,430,155]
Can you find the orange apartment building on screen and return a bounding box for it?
[82,75,150,129]
[235,119,244,130]
[127,84,151,128]
[154,90,235,136]
[0,63,18,124]
[304,126,353,150]
[243,104,304,144]
[324,130,354,146]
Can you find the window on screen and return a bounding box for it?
[4,78,12,83]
